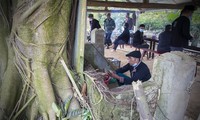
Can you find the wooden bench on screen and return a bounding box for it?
[118,43,161,59]
[132,46,161,59]
[140,48,161,59]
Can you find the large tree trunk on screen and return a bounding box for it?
[0,0,82,119]
[0,0,22,119]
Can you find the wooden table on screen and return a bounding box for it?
[144,38,159,59]
[183,46,200,54]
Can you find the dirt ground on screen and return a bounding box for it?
[104,45,155,72]
[104,45,200,119]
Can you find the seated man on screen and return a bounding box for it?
[107,51,151,86]
[132,24,149,58]
[157,24,172,53]
[132,24,149,49]
[111,23,130,51]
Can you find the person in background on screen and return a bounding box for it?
[104,13,116,49]
[87,14,101,41]
[170,5,196,51]
[132,24,146,47]
[111,23,130,51]
[107,51,151,86]
[88,14,101,32]
[125,13,133,30]
[157,24,172,53]
[132,24,149,58]
[191,30,199,47]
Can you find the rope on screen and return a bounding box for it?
[84,70,166,120]
[130,96,136,119]
[156,104,170,120]
[84,73,104,105]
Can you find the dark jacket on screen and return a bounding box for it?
[126,17,133,30]
[117,28,130,44]
[115,62,151,84]
[104,18,115,33]
[157,31,172,53]
[132,30,144,46]
[90,19,101,31]
[171,16,193,47]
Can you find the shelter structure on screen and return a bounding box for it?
[87,0,200,12]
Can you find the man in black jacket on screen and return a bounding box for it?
[132,24,149,59]
[104,13,116,49]
[157,24,172,53]
[170,5,196,51]
[111,23,130,51]
[132,24,148,48]
[88,14,101,32]
[107,51,151,86]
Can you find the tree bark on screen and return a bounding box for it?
[0,0,82,119]
[132,81,153,120]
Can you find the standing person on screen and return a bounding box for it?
[104,13,116,49]
[88,14,101,41]
[88,14,101,32]
[157,25,172,53]
[170,5,196,51]
[125,13,133,30]
[107,51,151,86]
[111,23,130,51]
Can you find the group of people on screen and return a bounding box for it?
[89,4,198,86]
[158,5,197,53]
[88,12,136,51]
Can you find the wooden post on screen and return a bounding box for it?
[73,0,86,78]
[73,0,87,85]
[132,81,153,120]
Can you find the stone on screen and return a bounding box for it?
[90,28,105,44]
[152,52,196,120]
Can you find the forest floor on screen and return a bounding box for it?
[104,45,200,119]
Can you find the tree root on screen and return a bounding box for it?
[11,94,36,120]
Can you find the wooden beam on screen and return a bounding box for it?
[143,0,149,4]
[87,9,136,13]
[177,2,199,8]
[87,1,187,9]
[192,0,200,7]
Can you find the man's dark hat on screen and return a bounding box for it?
[88,14,93,18]
[126,51,141,58]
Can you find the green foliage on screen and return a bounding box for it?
[63,95,73,115]
[166,11,179,22]
[52,102,62,118]
[52,95,90,120]
[82,109,92,120]
[138,10,178,30]
[191,8,200,32]
[66,109,84,119]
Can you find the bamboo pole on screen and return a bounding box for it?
[73,0,86,77]
[60,58,84,101]
[132,81,153,120]
[60,58,96,120]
